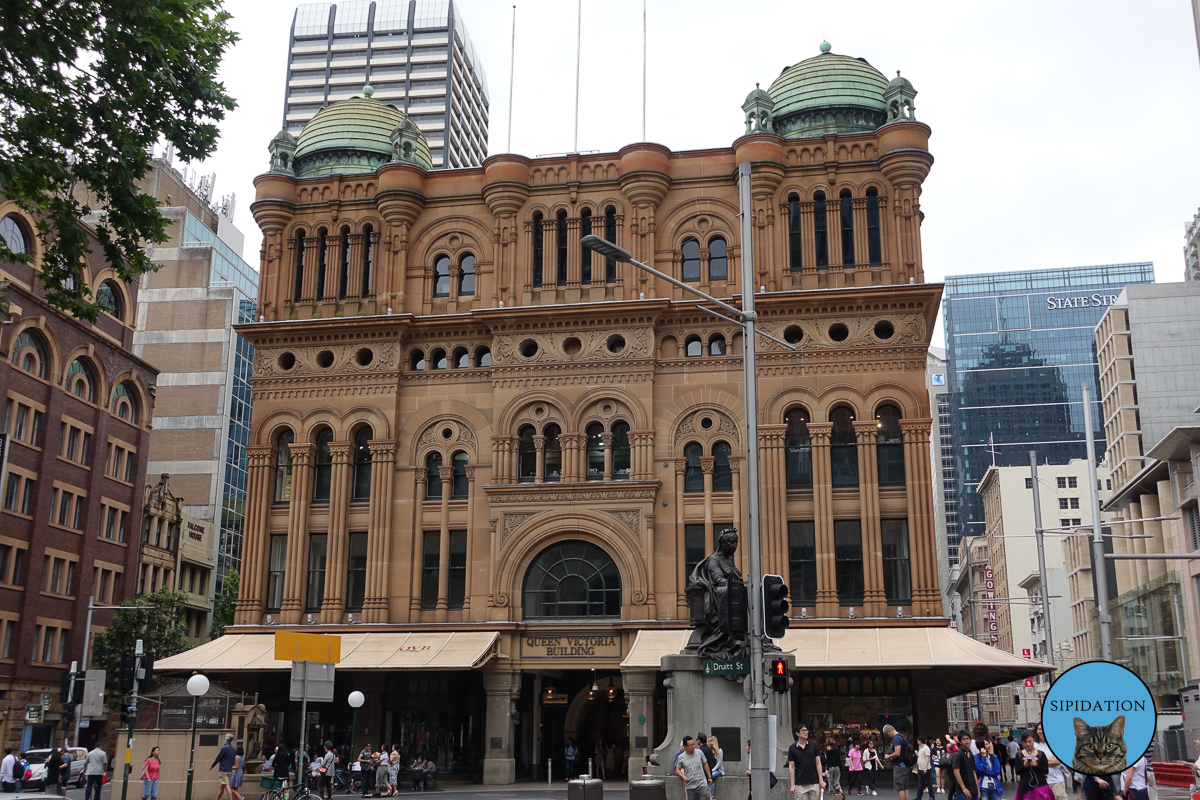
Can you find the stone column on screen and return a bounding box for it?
[731,458,746,579]
[701,456,715,550]
[759,426,787,578]
[324,234,343,301]
[482,669,521,785]
[623,669,658,777]
[559,434,582,482]
[409,472,426,617]
[809,424,836,615]
[363,440,396,622]
[603,433,615,481]
[464,466,477,611]
[533,435,545,483]
[436,465,453,621]
[301,237,320,300]
[675,461,687,618]
[902,419,938,611]
[235,445,276,620]
[856,421,885,615]
[321,443,353,620]
[281,442,315,624]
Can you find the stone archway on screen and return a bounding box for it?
[562,675,626,776]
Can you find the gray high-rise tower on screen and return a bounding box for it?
[283,0,489,170]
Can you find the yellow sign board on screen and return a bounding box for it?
[274,631,342,663]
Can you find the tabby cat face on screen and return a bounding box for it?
[1071,716,1127,775]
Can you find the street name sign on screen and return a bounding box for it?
[702,659,750,676]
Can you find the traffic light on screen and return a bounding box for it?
[1013,694,1020,706]
[140,653,155,692]
[117,651,136,693]
[762,574,790,639]
[770,658,789,693]
[60,672,85,704]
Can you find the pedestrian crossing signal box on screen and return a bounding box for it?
[770,658,789,693]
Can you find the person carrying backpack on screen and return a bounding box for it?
[884,724,915,800]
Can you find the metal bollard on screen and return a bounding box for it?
[588,757,593,778]
[547,758,551,785]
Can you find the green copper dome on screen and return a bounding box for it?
[292,92,432,177]
[767,43,889,138]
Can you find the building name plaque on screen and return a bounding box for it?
[521,634,621,659]
[1045,293,1120,310]
[187,520,206,541]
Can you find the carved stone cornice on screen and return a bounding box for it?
[438,465,453,482]
[328,443,353,464]
[247,445,276,469]
[807,423,832,445]
[288,442,316,467]
[483,480,661,504]
[700,457,715,474]
[369,440,398,462]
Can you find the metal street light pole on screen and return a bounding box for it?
[582,161,773,800]
[1027,452,1056,671]
[1082,382,1114,660]
[184,673,211,800]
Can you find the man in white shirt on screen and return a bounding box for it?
[1006,738,1020,782]
[915,739,934,800]
[84,745,108,800]
[0,748,17,793]
[1121,755,1148,800]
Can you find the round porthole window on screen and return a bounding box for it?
[316,350,334,369]
[784,325,803,344]
[874,320,895,340]
[700,416,714,430]
[829,323,849,342]
[607,334,626,354]
[563,337,582,356]
[441,427,454,440]
[355,347,374,366]
[277,352,296,371]
[520,339,539,358]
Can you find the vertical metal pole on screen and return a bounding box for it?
[185,693,199,800]
[1082,383,1114,660]
[506,5,515,153]
[572,0,581,153]
[122,639,143,800]
[739,162,769,800]
[965,540,982,720]
[74,596,94,748]
[299,661,309,784]
[1028,452,1056,671]
[642,0,646,141]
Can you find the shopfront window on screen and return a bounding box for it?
[522,541,621,619]
[798,671,913,745]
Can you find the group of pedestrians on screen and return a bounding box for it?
[672,732,726,800]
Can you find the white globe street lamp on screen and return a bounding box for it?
[184,674,210,800]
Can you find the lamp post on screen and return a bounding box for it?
[184,673,210,800]
[347,691,364,755]
[582,161,780,800]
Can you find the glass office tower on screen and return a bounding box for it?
[943,263,1155,539]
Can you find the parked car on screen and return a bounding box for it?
[21,748,86,790]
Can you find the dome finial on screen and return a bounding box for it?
[362,83,374,98]
[820,40,831,53]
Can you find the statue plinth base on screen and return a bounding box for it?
[652,651,794,800]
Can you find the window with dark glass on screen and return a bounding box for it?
[431,348,448,370]
[543,424,562,481]
[708,334,726,356]
[305,533,327,612]
[685,336,703,357]
[453,347,469,368]
[518,426,536,482]
[11,330,47,378]
[425,452,443,499]
[361,224,373,297]
[532,212,544,287]
[448,529,467,609]
[604,206,617,282]
[315,229,328,301]
[712,441,732,492]
[352,426,373,501]
[0,215,30,255]
[839,190,855,267]
[684,442,703,493]
[685,524,706,579]
[338,226,351,298]
[881,519,911,604]
[876,405,905,486]
[834,519,864,605]
[312,428,333,502]
[788,193,802,272]
[345,532,367,612]
[96,281,122,319]
[420,531,439,610]
[522,541,621,619]
[433,254,451,297]
[813,193,829,268]
[475,346,492,367]
[612,421,631,479]
[556,210,568,286]
[830,407,858,486]
[451,451,469,499]
[580,208,593,284]
[410,349,426,370]
[274,430,294,503]
[458,253,475,295]
[708,237,728,281]
[788,521,817,607]
[681,238,701,282]
[785,408,812,489]
[866,188,882,267]
[293,230,306,301]
[586,423,604,481]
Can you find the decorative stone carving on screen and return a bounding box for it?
[603,510,641,540]
[503,512,538,540]
[675,409,740,445]
[490,327,654,366]
[253,342,400,377]
[416,420,477,454]
[755,313,927,353]
[487,487,657,504]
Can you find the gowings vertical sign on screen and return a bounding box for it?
[984,567,999,643]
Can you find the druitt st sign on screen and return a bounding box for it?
[703,659,750,676]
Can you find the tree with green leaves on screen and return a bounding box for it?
[0,0,238,320]
[209,569,238,640]
[91,586,192,686]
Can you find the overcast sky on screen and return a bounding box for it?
[196,0,1200,339]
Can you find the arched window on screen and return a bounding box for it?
[681,238,700,282]
[315,228,328,301]
[684,442,704,493]
[708,333,726,356]
[784,408,812,489]
[96,281,122,320]
[274,429,294,503]
[876,404,905,486]
[830,406,858,486]
[585,423,604,481]
[433,255,451,298]
[0,215,30,255]
[451,451,469,499]
[712,440,732,492]
[839,190,855,267]
[11,330,47,378]
[453,347,469,368]
[425,452,443,500]
[685,335,703,358]
[532,212,544,287]
[543,424,562,482]
[313,428,333,502]
[292,229,306,301]
[475,346,491,367]
[523,541,621,619]
[361,224,374,297]
[338,225,350,299]
[430,348,447,370]
[112,381,140,423]
[604,206,617,283]
[66,357,97,402]
[813,193,829,268]
[352,426,373,501]
[410,349,426,370]
[458,253,476,296]
[518,425,536,482]
[556,210,568,286]
[787,193,802,272]
[866,188,882,267]
[708,237,728,281]
[580,208,593,285]
[611,421,631,480]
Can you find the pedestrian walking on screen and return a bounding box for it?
[605,742,617,780]
[320,742,336,800]
[883,724,912,800]
[916,738,935,800]
[1,748,17,793]
[848,741,865,795]
[973,738,1001,800]
[564,739,577,780]
[230,746,245,800]
[59,747,72,797]
[1032,724,1068,800]
[211,733,237,800]
[594,741,606,780]
[358,742,374,797]
[1013,734,1052,800]
[675,736,713,800]
[825,737,844,798]
[46,749,62,797]
[387,745,400,796]
[996,739,1009,784]
[863,740,879,796]
[141,747,161,800]
[788,723,825,800]
[1121,753,1149,800]
[374,746,388,796]
[85,742,108,800]
[270,743,292,790]
[1007,738,1020,783]
[950,732,980,800]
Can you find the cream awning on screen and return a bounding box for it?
[156,632,501,672]
[620,629,693,669]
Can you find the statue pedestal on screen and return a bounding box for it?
[652,651,794,800]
